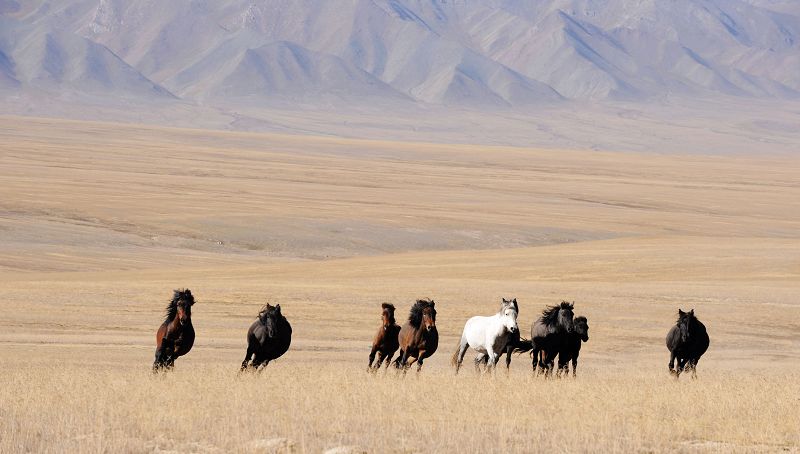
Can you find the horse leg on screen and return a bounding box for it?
[397,350,411,375]
[487,351,499,375]
[572,356,578,378]
[393,349,405,369]
[505,346,513,371]
[539,350,549,377]
[383,351,395,371]
[416,354,425,373]
[676,357,687,378]
[153,348,163,372]
[368,346,378,372]
[668,351,677,376]
[688,358,698,379]
[531,347,539,373]
[241,345,254,371]
[153,336,170,371]
[474,354,487,373]
[557,355,569,378]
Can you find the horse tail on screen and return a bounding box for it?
[513,338,533,355]
[450,342,461,367]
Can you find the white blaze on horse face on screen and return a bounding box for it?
[503,308,518,333]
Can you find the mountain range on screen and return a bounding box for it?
[1,0,799,153]
[2,0,799,105]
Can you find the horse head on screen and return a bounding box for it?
[381,303,396,331]
[500,298,519,334]
[574,315,589,342]
[422,301,436,332]
[677,309,694,342]
[172,289,195,326]
[259,303,282,338]
[557,301,575,333]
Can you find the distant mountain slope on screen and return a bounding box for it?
[0,14,172,99]
[1,0,799,107]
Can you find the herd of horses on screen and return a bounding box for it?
[153,289,710,378]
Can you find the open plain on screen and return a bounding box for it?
[1,115,799,453]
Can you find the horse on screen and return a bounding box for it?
[452,298,519,374]
[666,309,709,378]
[368,303,401,372]
[153,289,196,371]
[393,299,438,373]
[556,315,589,377]
[501,329,533,370]
[240,303,292,371]
[529,301,575,377]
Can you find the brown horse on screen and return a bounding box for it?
[393,299,438,373]
[153,289,196,371]
[368,303,401,372]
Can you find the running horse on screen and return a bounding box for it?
[393,299,438,373]
[153,289,196,371]
[368,303,401,372]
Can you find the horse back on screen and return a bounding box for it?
[530,319,553,342]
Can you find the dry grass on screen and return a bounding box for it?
[1,116,799,453]
[2,364,798,454]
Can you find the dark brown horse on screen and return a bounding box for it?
[368,303,401,372]
[557,315,589,377]
[529,301,575,377]
[667,309,709,378]
[153,289,196,371]
[393,299,438,373]
[241,303,292,371]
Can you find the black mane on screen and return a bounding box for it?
[258,303,284,324]
[540,301,573,326]
[677,309,695,325]
[382,303,396,324]
[408,299,435,328]
[164,289,194,323]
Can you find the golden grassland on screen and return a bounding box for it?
[1,115,799,453]
[2,365,799,454]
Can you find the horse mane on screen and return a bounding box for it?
[382,303,396,324]
[676,309,695,325]
[381,303,395,312]
[574,315,587,324]
[164,289,193,323]
[258,303,284,324]
[407,299,434,328]
[540,301,573,326]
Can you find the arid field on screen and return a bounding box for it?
[1,115,799,453]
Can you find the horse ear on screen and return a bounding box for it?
[275,304,281,313]
[678,309,685,316]
[689,309,694,316]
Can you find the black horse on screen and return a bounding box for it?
[241,303,292,371]
[666,309,709,378]
[557,315,589,377]
[529,301,575,376]
[153,289,196,371]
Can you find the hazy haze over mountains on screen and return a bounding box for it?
[1,0,799,152]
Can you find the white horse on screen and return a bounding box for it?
[452,298,519,374]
